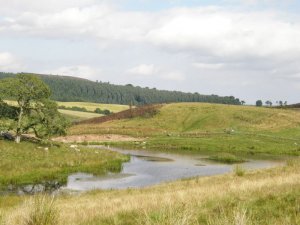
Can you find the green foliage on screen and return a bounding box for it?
[1,74,50,101]
[0,74,68,142]
[26,100,69,139]
[0,72,241,105]
[58,105,88,112]
[0,101,18,119]
[94,108,111,115]
[256,100,263,107]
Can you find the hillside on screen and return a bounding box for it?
[0,72,241,105]
[70,103,300,155]
[73,103,300,134]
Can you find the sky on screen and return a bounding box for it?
[1,0,300,104]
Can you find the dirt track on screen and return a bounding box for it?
[53,134,143,143]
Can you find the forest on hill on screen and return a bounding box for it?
[0,72,241,105]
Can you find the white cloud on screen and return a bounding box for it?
[146,8,300,60]
[127,64,185,81]
[0,0,99,14]
[192,62,225,70]
[162,71,185,81]
[127,64,157,76]
[43,65,101,80]
[2,4,300,62]
[0,52,23,71]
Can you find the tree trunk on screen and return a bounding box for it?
[15,106,23,143]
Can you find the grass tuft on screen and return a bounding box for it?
[139,205,199,225]
[24,195,58,225]
[208,207,249,225]
[234,165,246,177]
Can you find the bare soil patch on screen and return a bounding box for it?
[53,134,143,143]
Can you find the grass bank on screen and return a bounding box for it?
[1,158,299,225]
[0,141,129,189]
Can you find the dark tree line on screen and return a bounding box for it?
[0,72,241,105]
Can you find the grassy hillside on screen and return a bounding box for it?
[70,103,300,155]
[73,103,300,134]
[1,159,299,225]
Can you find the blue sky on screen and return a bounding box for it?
[120,0,300,12]
[0,0,300,104]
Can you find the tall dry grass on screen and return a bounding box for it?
[4,195,58,225]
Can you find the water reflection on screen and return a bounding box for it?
[64,147,284,191]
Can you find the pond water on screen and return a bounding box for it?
[63,146,284,191]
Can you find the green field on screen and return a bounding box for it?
[70,103,300,155]
[56,101,130,113]
[4,100,130,122]
[0,141,129,189]
[58,109,101,121]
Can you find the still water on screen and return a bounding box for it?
[64,147,284,191]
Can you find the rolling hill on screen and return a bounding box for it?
[70,103,300,155]
[73,103,300,134]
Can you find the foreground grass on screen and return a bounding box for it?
[0,141,129,189]
[1,159,299,225]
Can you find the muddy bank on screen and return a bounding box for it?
[53,134,143,143]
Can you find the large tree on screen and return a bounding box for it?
[0,74,68,143]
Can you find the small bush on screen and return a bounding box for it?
[94,108,111,115]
